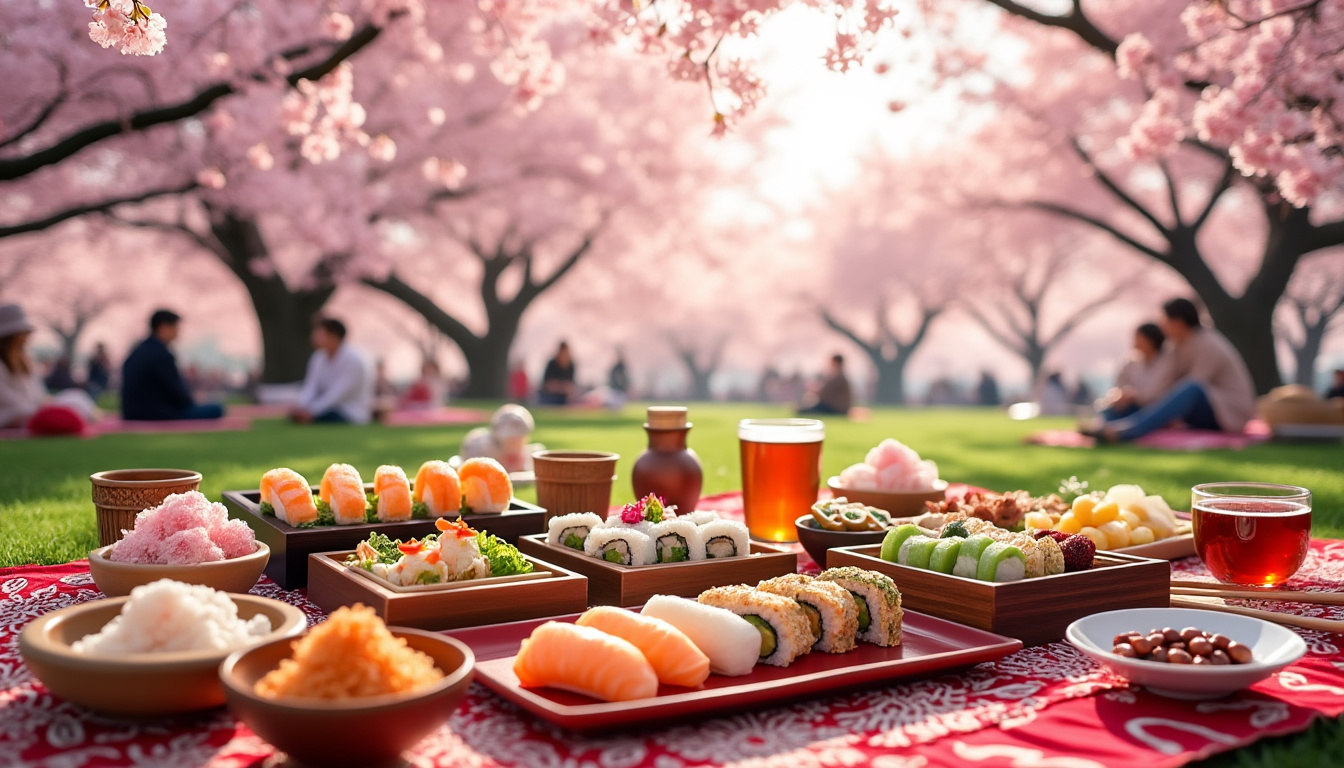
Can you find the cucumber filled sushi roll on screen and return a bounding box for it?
[547,512,604,551]
[757,574,860,654]
[880,524,924,563]
[976,541,1027,582]
[698,585,814,667]
[701,519,749,559]
[953,535,994,579]
[897,535,940,569]
[584,527,655,566]
[648,519,705,563]
[928,537,963,574]
[816,567,903,647]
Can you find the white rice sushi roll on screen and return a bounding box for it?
[584,526,654,566]
[683,510,720,526]
[547,512,603,551]
[599,516,655,535]
[647,519,706,563]
[641,595,760,676]
[700,519,749,559]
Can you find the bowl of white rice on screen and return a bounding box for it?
[19,579,306,716]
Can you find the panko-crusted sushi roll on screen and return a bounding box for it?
[413,460,461,517]
[648,519,705,563]
[260,468,318,526]
[319,464,367,525]
[584,526,655,566]
[1037,534,1066,576]
[547,512,604,551]
[757,574,859,653]
[698,586,813,668]
[373,465,412,522]
[701,519,749,559]
[817,567,903,647]
[458,457,512,513]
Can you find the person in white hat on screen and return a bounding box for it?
[0,304,100,432]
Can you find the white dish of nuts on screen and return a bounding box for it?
[1066,607,1306,700]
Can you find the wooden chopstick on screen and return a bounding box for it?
[1169,595,1344,633]
[1170,581,1344,606]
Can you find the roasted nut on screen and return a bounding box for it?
[1192,654,1209,665]
[1113,643,1138,658]
[1211,634,1232,651]
[1114,633,1140,647]
[1149,647,1169,663]
[1162,627,1182,644]
[1180,627,1204,642]
[1188,637,1214,656]
[1147,633,1167,648]
[1227,642,1253,664]
[1169,642,1186,651]
[1130,636,1154,656]
[1209,650,1231,665]
[1167,648,1193,664]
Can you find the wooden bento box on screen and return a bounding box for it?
[516,534,798,607]
[223,488,546,588]
[827,544,1170,646]
[307,550,588,630]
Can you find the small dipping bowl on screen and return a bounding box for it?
[826,477,948,518]
[221,628,475,768]
[1067,607,1306,700]
[794,515,890,568]
[19,594,305,717]
[88,541,270,597]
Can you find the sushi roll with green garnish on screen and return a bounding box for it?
[976,542,1027,582]
[880,524,924,563]
[648,519,705,563]
[928,537,963,574]
[898,535,940,569]
[547,512,604,551]
[954,535,995,579]
[701,519,749,559]
[584,526,655,565]
[816,567,903,647]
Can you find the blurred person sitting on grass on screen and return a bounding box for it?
[0,304,100,433]
[401,359,446,411]
[538,341,576,406]
[121,309,223,421]
[1328,369,1344,401]
[798,353,852,416]
[290,317,373,425]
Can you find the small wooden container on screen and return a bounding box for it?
[223,488,546,589]
[532,451,618,524]
[827,544,1170,646]
[516,534,798,607]
[90,469,202,547]
[306,551,588,630]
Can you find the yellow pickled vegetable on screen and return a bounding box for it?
[1071,496,1097,527]
[1056,512,1082,534]
[1091,502,1120,526]
[1099,521,1131,549]
[1129,526,1156,545]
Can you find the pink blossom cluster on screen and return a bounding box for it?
[839,438,940,492]
[110,491,258,565]
[85,0,167,56]
[1115,0,1344,206]
[279,63,373,164]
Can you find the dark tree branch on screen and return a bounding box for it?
[1069,138,1169,237]
[820,308,880,357]
[1021,200,1167,261]
[1158,159,1184,228]
[0,180,198,239]
[0,62,69,150]
[362,273,481,347]
[982,0,1119,56]
[1192,159,1238,231]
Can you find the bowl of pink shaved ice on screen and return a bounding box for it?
[827,438,949,516]
[89,491,268,597]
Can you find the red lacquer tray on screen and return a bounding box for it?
[447,608,1023,732]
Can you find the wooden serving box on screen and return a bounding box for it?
[223,487,546,589]
[307,551,588,630]
[516,534,798,607]
[827,544,1170,646]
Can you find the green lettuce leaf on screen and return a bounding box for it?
[476,531,534,576]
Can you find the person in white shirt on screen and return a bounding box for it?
[290,317,373,425]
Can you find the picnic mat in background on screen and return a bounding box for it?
[381,407,490,427]
[1026,420,1273,451]
[0,416,253,441]
[3,496,1344,767]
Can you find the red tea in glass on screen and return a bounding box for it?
[739,419,824,542]
[1192,497,1311,587]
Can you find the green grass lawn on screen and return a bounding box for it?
[0,403,1340,766]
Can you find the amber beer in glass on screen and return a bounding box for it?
[739,419,824,542]
[1192,483,1311,587]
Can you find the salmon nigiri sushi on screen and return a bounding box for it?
[413,460,461,517]
[374,465,412,522]
[575,606,710,688]
[513,622,658,702]
[260,468,319,526]
[320,463,367,525]
[458,457,512,514]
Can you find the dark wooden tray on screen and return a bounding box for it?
[827,544,1170,646]
[449,607,1022,732]
[223,487,546,589]
[515,534,797,607]
[307,551,587,630]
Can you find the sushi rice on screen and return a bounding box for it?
[647,519,706,563]
[547,512,604,551]
[584,526,655,566]
[682,511,721,526]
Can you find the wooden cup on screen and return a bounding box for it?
[90,469,203,547]
[532,451,619,523]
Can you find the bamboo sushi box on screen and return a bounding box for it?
[827,544,1170,646]
[306,550,589,630]
[223,487,546,588]
[516,534,798,607]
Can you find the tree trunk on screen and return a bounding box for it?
[1291,322,1328,388]
[872,357,906,405]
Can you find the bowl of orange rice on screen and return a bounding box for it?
[220,605,474,768]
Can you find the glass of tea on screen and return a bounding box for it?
[1191,482,1312,587]
[739,418,824,542]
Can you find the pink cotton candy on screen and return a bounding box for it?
[839,463,879,490]
[210,518,259,559]
[159,528,226,565]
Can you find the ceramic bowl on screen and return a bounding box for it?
[19,594,305,716]
[794,515,890,568]
[826,477,947,517]
[88,541,270,597]
[221,628,475,768]
[1066,607,1306,700]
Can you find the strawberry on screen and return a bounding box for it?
[1033,529,1071,543]
[1060,534,1096,572]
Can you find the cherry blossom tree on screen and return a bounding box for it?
[1277,252,1344,386]
[666,332,728,401]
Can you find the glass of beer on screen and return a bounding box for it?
[739,418,824,542]
[1192,482,1312,587]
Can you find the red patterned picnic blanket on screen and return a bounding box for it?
[3,498,1343,768]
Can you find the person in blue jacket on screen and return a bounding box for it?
[120,310,223,421]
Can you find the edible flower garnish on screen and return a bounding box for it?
[620,494,670,524]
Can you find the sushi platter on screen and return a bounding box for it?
[449,607,1022,731]
[516,534,798,606]
[223,489,545,588]
[827,544,1169,646]
[306,550,588,630]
